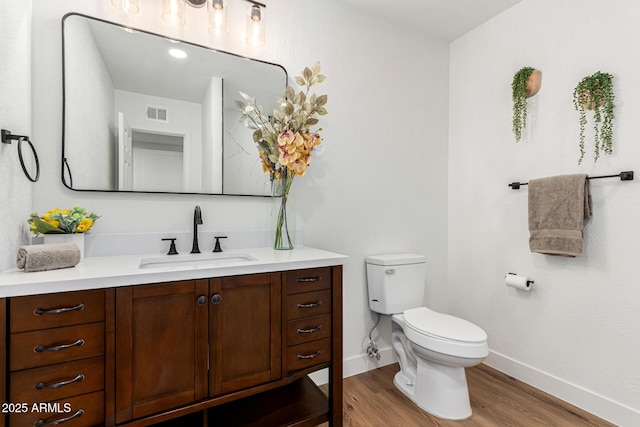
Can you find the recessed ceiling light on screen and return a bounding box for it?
[169,48,187,59]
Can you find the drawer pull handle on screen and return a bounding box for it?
[35,374,85,390]
[34,339,85,353]
[34,303,84,316]
[297,301,322,309]
[297,325,322,334]
[297,276,321,283]
[297,350,321,360]
[35,409,84,426]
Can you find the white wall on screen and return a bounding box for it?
[29,0,450,377]
[449,0,640,424]
[0,0,33,271]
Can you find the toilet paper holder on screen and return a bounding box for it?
[505,273,534,291]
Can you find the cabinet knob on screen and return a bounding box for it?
[197,295,208,306]
[211,294,222,304]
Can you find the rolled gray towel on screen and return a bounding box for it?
[16,243,81,272]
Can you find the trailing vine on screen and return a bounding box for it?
[512,66,535,142]
[573,71,615,165]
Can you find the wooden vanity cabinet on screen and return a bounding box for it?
[3,265,343,427]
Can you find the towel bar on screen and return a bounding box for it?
[508,171,634,189]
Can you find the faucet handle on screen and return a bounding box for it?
[161,238,179,255]
[213,236,227,253]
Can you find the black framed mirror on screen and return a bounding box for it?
[62,13,286,196]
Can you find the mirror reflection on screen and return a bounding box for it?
[62,13,286,196]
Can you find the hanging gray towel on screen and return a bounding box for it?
[16,243,81,272]
[528,174,592,257]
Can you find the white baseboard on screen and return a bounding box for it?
[343,346,396,379]
[485,350,640,427]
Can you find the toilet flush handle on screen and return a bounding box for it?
[385,269,395,275]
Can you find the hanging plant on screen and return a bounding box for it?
[512,66,541,142]
[573,71,615,165]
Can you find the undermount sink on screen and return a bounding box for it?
[139,253,257,269]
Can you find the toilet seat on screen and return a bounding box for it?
[404,307,487,343]
[399,307,488,359]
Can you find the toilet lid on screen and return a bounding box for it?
[404,307,487,343]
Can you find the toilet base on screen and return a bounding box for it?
[393,355,472,420]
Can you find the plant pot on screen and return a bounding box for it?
[43,233,85,260]
[580,95,606,110]
[525,70,542,98]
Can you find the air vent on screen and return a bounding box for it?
[146,105,168,123]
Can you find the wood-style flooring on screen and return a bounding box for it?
[320,363,615,427]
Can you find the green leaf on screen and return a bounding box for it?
[253,129,263,142]
[30,216,64,234]
[305,118,319,126]
[316,106,328,115]
[316,74,327,84]
[295,76,306,86]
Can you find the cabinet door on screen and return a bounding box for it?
[209,273,281,396]
[115,280,208,424]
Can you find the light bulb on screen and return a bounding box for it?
[208,0,228,36]
[246,4,265,45]
[162,0,186,26]
[111,0,139,14]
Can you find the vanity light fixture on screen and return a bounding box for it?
[245,1,265,46]
[111,0,266,45]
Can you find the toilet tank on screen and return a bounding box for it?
[366,253,426,315]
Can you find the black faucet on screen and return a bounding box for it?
[191,206,203,254]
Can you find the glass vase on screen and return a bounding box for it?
[271,174,295,250]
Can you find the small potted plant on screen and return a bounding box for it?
[29,205,100,260]
[573,71,615,164]
[512,66,542,142]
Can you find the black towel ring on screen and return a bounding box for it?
[1,128,41,182]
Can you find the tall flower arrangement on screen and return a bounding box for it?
[237,62,328,249]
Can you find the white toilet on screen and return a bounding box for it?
[366,253,488,420]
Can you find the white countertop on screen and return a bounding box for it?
[0,246,348,297]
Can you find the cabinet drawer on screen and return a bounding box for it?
[10,289,105,333]
[285,290,331,320]
[10,322,105,371]
[10,357,104,403]
[285,267,332,295]
[9,390,104,427]
[286,314,331,347]
[285,338,331,373]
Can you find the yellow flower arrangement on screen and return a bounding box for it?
[29,205,100,235]
[236,62,328,249]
